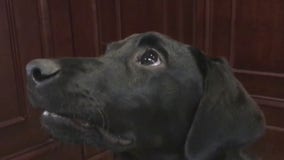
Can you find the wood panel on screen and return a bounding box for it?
[69,0,100,57]
[248,127,284,160]
[0,0,108,159]
[96,0,195,52]
[234,0,284,73]
[0,0,25,125]
[0,0,48,158]
[0,0,83,159]
[235,70,284,99]
[96,0,120,53]
[205,0,233,58]
[255,96,284,129]
[44,0,74,57]
[119,0,165,36]
[181,0,195,45]
[2,141,83,160]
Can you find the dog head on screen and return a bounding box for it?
[26,32,265,158]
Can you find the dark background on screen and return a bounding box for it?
[0,0,283,159]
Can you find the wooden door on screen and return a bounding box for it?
[1,0,283,159]
[0,0,110,159]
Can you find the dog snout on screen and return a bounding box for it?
[26,59,60,84]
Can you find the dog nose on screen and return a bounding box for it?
[26,59,60,83]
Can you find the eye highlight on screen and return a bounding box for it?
[138,48,161,66]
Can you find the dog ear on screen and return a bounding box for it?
[185,47,265,159]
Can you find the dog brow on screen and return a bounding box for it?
[138,34,168,60]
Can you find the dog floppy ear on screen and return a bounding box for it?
[185,48,265,159]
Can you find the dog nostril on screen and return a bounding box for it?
[31,67,60,82]
[26,59,61,83]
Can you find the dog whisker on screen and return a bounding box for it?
[96,107,106,129]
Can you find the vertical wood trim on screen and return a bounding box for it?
[5,0,27,119]
[67,0,76,57]
[115,0,122,39]
[192,0,197,45]
[178,0,184,41]
[162,0,168,34]
[91,0,100,57]
[204,0,213,54]
[229,0,236,66]
[37,0,54,58]
[192,0,206,50]
[82,145,87,160]
[94,0,104,55]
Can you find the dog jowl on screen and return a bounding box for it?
[26,32,265,160]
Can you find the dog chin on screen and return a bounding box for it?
[41,111,136,152]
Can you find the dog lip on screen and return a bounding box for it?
[98,127,133,146]
[42,111,92,128]
[42,111,134,146]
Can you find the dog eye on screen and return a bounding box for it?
[139,48,161,66]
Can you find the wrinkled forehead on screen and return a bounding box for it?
[105,32,171,53]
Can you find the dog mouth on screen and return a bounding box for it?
[41,110,133,146]
[42,111,93,128]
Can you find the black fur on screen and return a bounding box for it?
[26,32,265,160]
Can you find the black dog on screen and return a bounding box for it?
[26,32,265,160]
